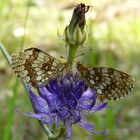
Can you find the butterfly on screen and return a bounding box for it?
[77,63,135,102]
[11,48,66,87]
[11,48,134,102]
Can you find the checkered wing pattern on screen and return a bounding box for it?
[12,48,64,87]
[77,63,134,102]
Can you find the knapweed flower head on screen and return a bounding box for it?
[22,72,107,139]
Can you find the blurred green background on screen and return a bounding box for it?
[0,0,140,140]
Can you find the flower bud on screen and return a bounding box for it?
[64,3,90,47]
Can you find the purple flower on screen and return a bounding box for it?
[19,73,107,139]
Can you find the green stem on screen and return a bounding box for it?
[3,79,19,140]
[41,123,53,137]
[48,126,65,140]
[67,45,78,70]
[0,43,11,64]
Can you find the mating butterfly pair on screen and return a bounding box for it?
[11,48,134,102]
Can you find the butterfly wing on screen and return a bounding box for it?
[77,63,134,102]
[12,48,64,87]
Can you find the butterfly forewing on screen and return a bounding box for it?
[12,48,64,87]
[77,63,134,102]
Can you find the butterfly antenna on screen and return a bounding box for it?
[60,55,66,60]
[60,52,85,59]
[71,53,85,59]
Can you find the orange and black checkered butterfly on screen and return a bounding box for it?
[77,63,134,102]
[11,48,66,87]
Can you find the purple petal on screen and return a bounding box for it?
[78,90,96,111]
[71,110,81,123]
[37,87,53,107]
[92,102,108,112]
[57,109,69,120]
[80,119,105,134]
[29,89,49,113]
[65,120,72,139]
[80,119,95,133]
[16,109,52,124]
[79,89,96,101]
[54,115,59,128]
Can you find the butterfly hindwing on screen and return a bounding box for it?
[77,63,134,102]
[12,48,64,87]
